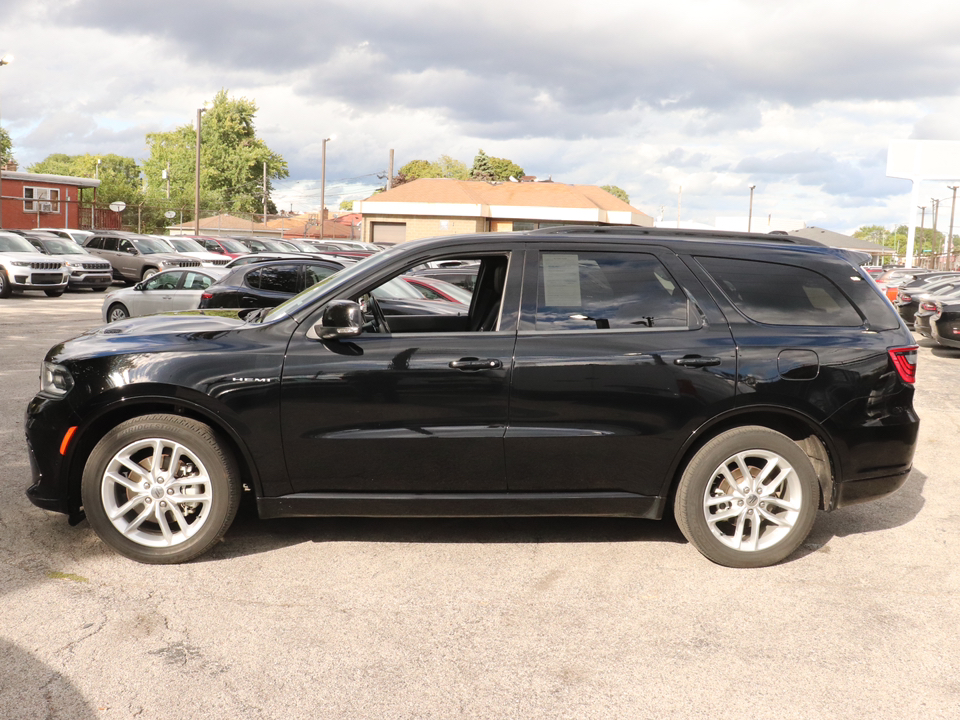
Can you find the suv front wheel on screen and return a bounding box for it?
[81,414,241,564]
[675,426,819,568]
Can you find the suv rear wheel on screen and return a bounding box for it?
[81,414,241,564]
[675,426,819,568]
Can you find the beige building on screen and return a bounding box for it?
[354,178,653,244]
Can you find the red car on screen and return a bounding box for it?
[190,235,252,259]
[403,275,474,304]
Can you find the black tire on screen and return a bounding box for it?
[106,303,129,322]
[674,426,819,568]
[45,288,65,297]
[0,269,11,299]
[81,414,241,564]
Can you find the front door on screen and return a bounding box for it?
[280,247,523,494]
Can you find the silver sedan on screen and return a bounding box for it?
[101,267,229,323]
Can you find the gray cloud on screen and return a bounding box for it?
[735,150,904,199]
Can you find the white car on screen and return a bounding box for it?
[102,266,229,322]
[37,228,95,245]
[153,236,230,267]
[0,231,69,298]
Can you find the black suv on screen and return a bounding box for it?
[25,227,919,567]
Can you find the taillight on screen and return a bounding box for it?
[888,346,918,384]
[920,302,936,312]
[201,292,213,300]
[901,294,912,303]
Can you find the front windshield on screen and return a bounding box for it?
[272,240,298,252]
[0,235,38,253]
[169,238,206,252]
[133,237,176,254]
[219,238,249,252]
[261,245,410,323]
[41,239,87,255]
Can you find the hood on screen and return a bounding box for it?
[92,309,249,336]
[59,254,110,266]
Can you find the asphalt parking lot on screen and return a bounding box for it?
[1,291,959,720]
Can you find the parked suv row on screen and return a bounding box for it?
[25,226,919,568]
[81,231,202,283]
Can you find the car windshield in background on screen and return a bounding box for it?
[0,235,38,253]
[219,239,250,253]
[42,239,88,255]
[168,238,206,253]
[132,237,174,254]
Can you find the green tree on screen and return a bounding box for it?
[488,156,525,182]
[601,185,630,204]
[0,127,13,166]
[141,89,289,219]
[436,154,469,180]
[398,159,440,180]
[339,200,354,211]
[28,153,142,206]
[470,149,495,181]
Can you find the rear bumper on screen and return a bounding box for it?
[832,467,912,509]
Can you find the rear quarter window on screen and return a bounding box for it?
[697,256,863,327]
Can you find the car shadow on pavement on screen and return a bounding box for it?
[0,638,96,718]
[202,493,688,562]
[795,467,927,559]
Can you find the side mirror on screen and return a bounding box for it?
[317,300,364,340]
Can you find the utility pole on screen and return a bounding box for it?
[748,185,756,232]
[931,198,940,268]
[948,186,958,271]
[262,160,267,228]
[387,149,394,191]
[918,206,927,266]
[194,107,206,236]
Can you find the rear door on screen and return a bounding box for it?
[505,244,738,497]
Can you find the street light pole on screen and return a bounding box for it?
[193,107,208,236]
[0,53,13,230]
[748,185,756,232]
[320,136,332,239]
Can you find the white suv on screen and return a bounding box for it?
[0,231,69,298]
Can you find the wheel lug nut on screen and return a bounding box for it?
[143,482,151,489]
[737,500,744,506]
[160,501,167,507]
[145,497,152,504]
[742,486,749,494]
[167,488,174,495]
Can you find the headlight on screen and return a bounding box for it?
[41,362,74,397]
[11,260,32,267]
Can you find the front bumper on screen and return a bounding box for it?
[11,271,69,290]
[24,394,78,518]
[68,272,113,289]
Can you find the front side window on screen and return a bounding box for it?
[303,264,337,288]
[697,256,863,326]
[143,272,182,291]
[535,251,691,331]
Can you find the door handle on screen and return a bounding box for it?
[674,356,722,368]
[449,357,502,371]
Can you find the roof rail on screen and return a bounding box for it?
[529,225,820,246]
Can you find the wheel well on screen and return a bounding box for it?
[67,402,256,516]
[667,411,834,511]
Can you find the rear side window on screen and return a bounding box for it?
[248,264,298,293]
[536,251,692,331]
[697,256,862,326]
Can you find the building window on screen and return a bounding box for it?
[24,187,60,213]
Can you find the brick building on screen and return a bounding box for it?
[354,178,653,245]
[0,169,100,231]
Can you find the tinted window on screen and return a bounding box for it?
[251,265,298,293]
[698,256,862,326]
[536,252,690,331]
[303,264,337,288]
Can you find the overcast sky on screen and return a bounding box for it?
[3,0,960,232]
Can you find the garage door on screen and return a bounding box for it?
[371,222,406,245]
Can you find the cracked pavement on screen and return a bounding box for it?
[1,292,959,719]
